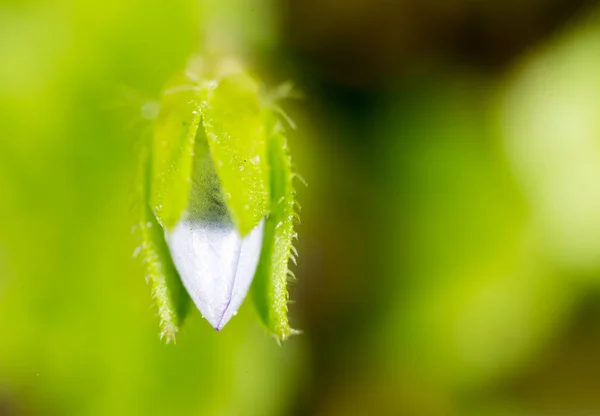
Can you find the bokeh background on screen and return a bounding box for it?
[2,0,600,414]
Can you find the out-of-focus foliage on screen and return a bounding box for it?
[376,82,573,389]
[499,9,600,276]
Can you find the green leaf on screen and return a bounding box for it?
[150,73,202,230]
[134,137,190,343]
[200,72,270,236]
[252,112,300,340]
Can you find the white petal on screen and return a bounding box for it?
[165,218,264,330]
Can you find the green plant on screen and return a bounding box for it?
[133,56,300,343]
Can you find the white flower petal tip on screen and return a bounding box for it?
[165,218,264,331]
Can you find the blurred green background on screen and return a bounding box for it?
[2,0,600,414]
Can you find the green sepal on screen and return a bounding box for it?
[150,73,202,230]
[200,72,270,236]
[134,136,190,343]
[252,111,299,340]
